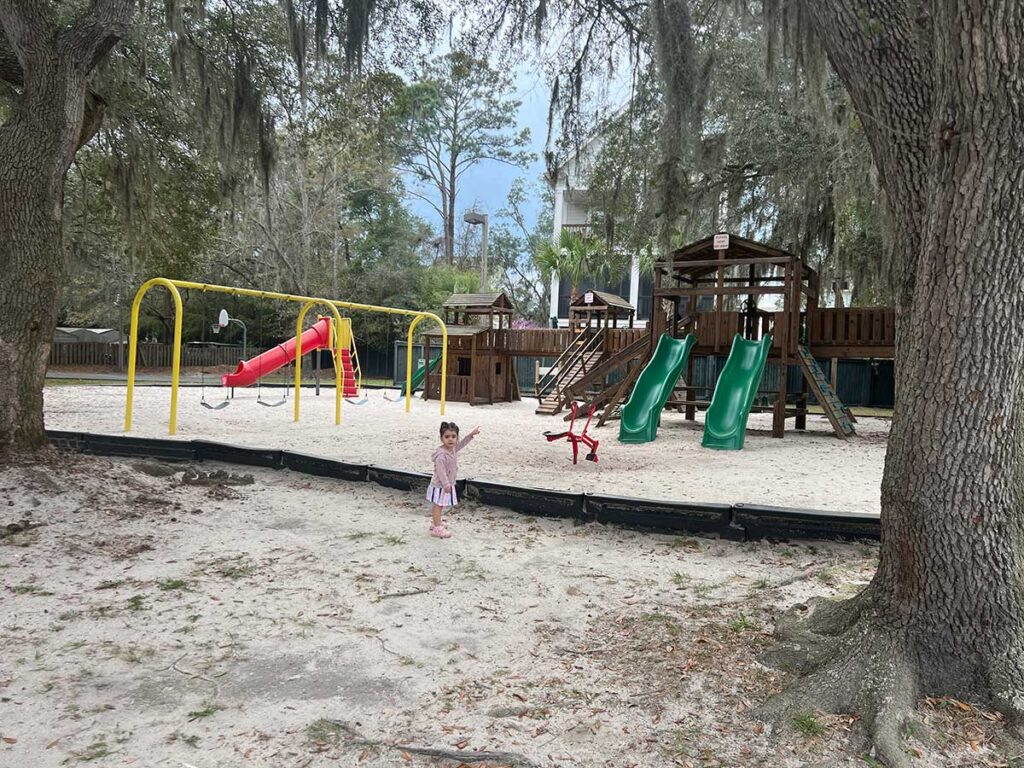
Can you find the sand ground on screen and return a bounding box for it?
[44,386,888,514]
[3,453,1011,768]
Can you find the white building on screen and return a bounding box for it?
[547,134,651,328]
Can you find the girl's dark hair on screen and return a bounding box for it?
[440,421,460,437]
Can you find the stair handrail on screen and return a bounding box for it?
[561,332,652,405]
[349,336,363,395]
[538,328,592,388]
[536,327,593,399]
[537,327,606,403]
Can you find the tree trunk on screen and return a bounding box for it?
[831,279,844,309]
[445,156,456,266]
[0,5,131,461]
[758,3,1024,764]
[0,160,63,457]
[878,0,1024,703]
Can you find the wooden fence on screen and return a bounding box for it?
[49,342,253,369]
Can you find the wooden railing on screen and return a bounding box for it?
[494,329,573,356]
[605,328,646,352]
[680,307,895,357]
[808,307,896,350]
[494,328,646,357]
[693,311,742,348]
[689,311,775,348]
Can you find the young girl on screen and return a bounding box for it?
[427,421,480,538]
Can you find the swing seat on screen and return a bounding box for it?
[345,395,369,405]
[199,369,231,410]
[258,397,288,407]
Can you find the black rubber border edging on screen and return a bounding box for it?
[465,478,587,521]
[586,493,737,538]
[83,433,196,462]
[45,430,87,452]
[46,430,880,542]
[732,503,881,541]
[367,465,437,494]
[192,440,282,469]
[282,451,367,482]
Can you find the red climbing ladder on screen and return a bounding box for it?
[338,349,359,397]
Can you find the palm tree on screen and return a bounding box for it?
[534,229,606,307]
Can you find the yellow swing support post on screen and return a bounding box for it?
[293,303,347,426]
[123,279,448,436]
[125,278,184,434]
[322,299,447,415]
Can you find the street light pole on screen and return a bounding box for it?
[480,215,488,288]
[464,211,489,289]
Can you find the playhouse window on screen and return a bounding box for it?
[457,357,472,376]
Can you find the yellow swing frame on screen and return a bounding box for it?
[123,279,448,435]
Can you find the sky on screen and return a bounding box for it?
[402,66,553,238]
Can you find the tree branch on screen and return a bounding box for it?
[0,2,53,68]
[801,0,931,306]
[62,0,135,73]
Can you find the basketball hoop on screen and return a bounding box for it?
[211,324,221,335]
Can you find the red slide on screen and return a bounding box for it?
[222,317,334,388]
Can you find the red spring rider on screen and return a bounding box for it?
[544,402,599,464]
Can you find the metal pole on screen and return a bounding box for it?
[228,317,247,360]
[314,343,321,396]
[480,214,489,288]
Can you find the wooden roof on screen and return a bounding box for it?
[655,233,813,280]
[442,292,513,312]
[669,233,797,261]
[569,290,635,314]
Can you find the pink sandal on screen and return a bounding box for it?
[429,524,451,539]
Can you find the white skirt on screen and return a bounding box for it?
[426,484,458,508]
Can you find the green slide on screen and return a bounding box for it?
[398,355,441,398]
[619,333,696,444]
[702,334,773,451]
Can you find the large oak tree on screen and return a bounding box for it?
[0,1,133,459]
[758,3,1024,763]
[494,0,1024,760]
[645,0,1024,763]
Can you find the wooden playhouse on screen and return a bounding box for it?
[422,292,520,405]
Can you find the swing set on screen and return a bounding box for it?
[124,279,448,436]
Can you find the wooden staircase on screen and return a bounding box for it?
[536,329,605,415]
[796,345,856,438]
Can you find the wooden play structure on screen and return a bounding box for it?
[535,291,642,414]
[414,234,895,438]
[641,233,894,438]
[421,293,519,405]
[568,290,636,331]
